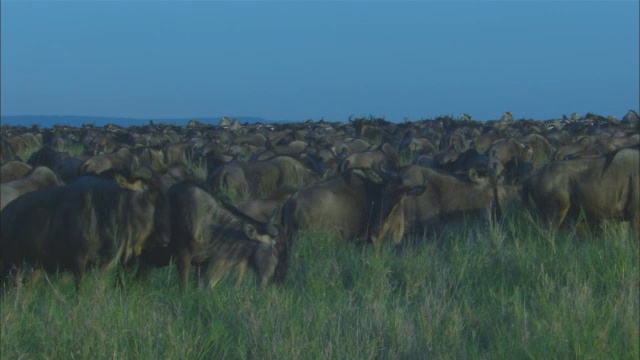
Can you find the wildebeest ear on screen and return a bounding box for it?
[132,167,153,181]
[266,207,280,237]
[346,169,367,185]
[114,174,147,192]
[243,223,258,240]
[405,185,426,197]
[468,168,480,183]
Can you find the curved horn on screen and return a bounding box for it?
[365,166,384,184]
[375,161,396,180]
[132,167,153,181]
[266,207,280,237]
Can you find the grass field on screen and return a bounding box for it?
[1,211,638,359]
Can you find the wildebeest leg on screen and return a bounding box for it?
[177,250,192,291]
[27,268,43,288]
[0,262,18,289]
[271,248,289,285]
[1,263,22,291]
[632,217,640,240]
[254,245,277,287]
[203,260,228,289]
[555,192,571,230]
[194,265,203,289]
[73,256,89,292]
[629,175,640,240]
[235,261,247,286]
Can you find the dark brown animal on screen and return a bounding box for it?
[81,146,132,175]
[339,143,399,173]
[277,166,424,282]
[487,138,533,166]
[401,165,501,240]
[28,146,84,184]
[168,182,282,290]
[208,156,317,200]
[523,147,639,238]
[0,161,32,183]
[1,172,171,290]
[235,191,295,224]
[0,166,61,210]
[0,138,18,164]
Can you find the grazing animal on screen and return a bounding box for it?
[0,166,62,210]
[277,166,424,282]
[501,112,514,123]
[81,146,133,175]
[208,156,317,200]
[523,147,639,238]
[167,182,282,290]
[339,142,400,173]
[401,165,502,240]
[0,161,32,183]
[28,146,84,184]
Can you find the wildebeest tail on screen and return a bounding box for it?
[272,193,297,284]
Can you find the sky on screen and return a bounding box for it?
[1,1,639,124]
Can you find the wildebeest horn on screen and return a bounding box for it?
[266,207,280,237]
[221,200,279,237]
[132,167,153,181]
[365,166,384,184]
[374,162,396,181]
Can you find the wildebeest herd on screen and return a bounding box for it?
[1,111,638,291]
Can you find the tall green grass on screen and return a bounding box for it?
[184,157,208,182]
[2,212,637,359]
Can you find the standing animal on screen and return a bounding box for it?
[0,166,61,210]
[0,161,32,183]
[277,166,424,282]
[167,181,282,290]
[339,143,399,173]
[208,156,317,200]
[1,172,171,290]
[401,165,502,240]
[28,146,84,184]
[523,147,639,238]
[81,146,132,175]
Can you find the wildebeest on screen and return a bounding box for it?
[81,146,133,175]
[0,137,18,164]
[167,182,282,290]
[277,166,424,282]
[28,146,84,184]
[523,147,639,238]
[0,171,171,290]
[207,155,317,200]
[0,160,32,183]
[436,148,504,181]
[0,166,62,210]
[487,138,533,167]
[235,191,295,224]
[6,133,41,155]
[400,165,502,241]
[339,142,400,173]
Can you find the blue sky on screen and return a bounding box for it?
[1,1,638,123]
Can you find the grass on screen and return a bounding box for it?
[14,148,39,164]
[1,211,638,359]
[61,143,87,157]
[184,157,208,182]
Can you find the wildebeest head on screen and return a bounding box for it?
[468,165,502,221]
[221,201,281,245]
[345,165,425,248]
[113,170,172,254]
